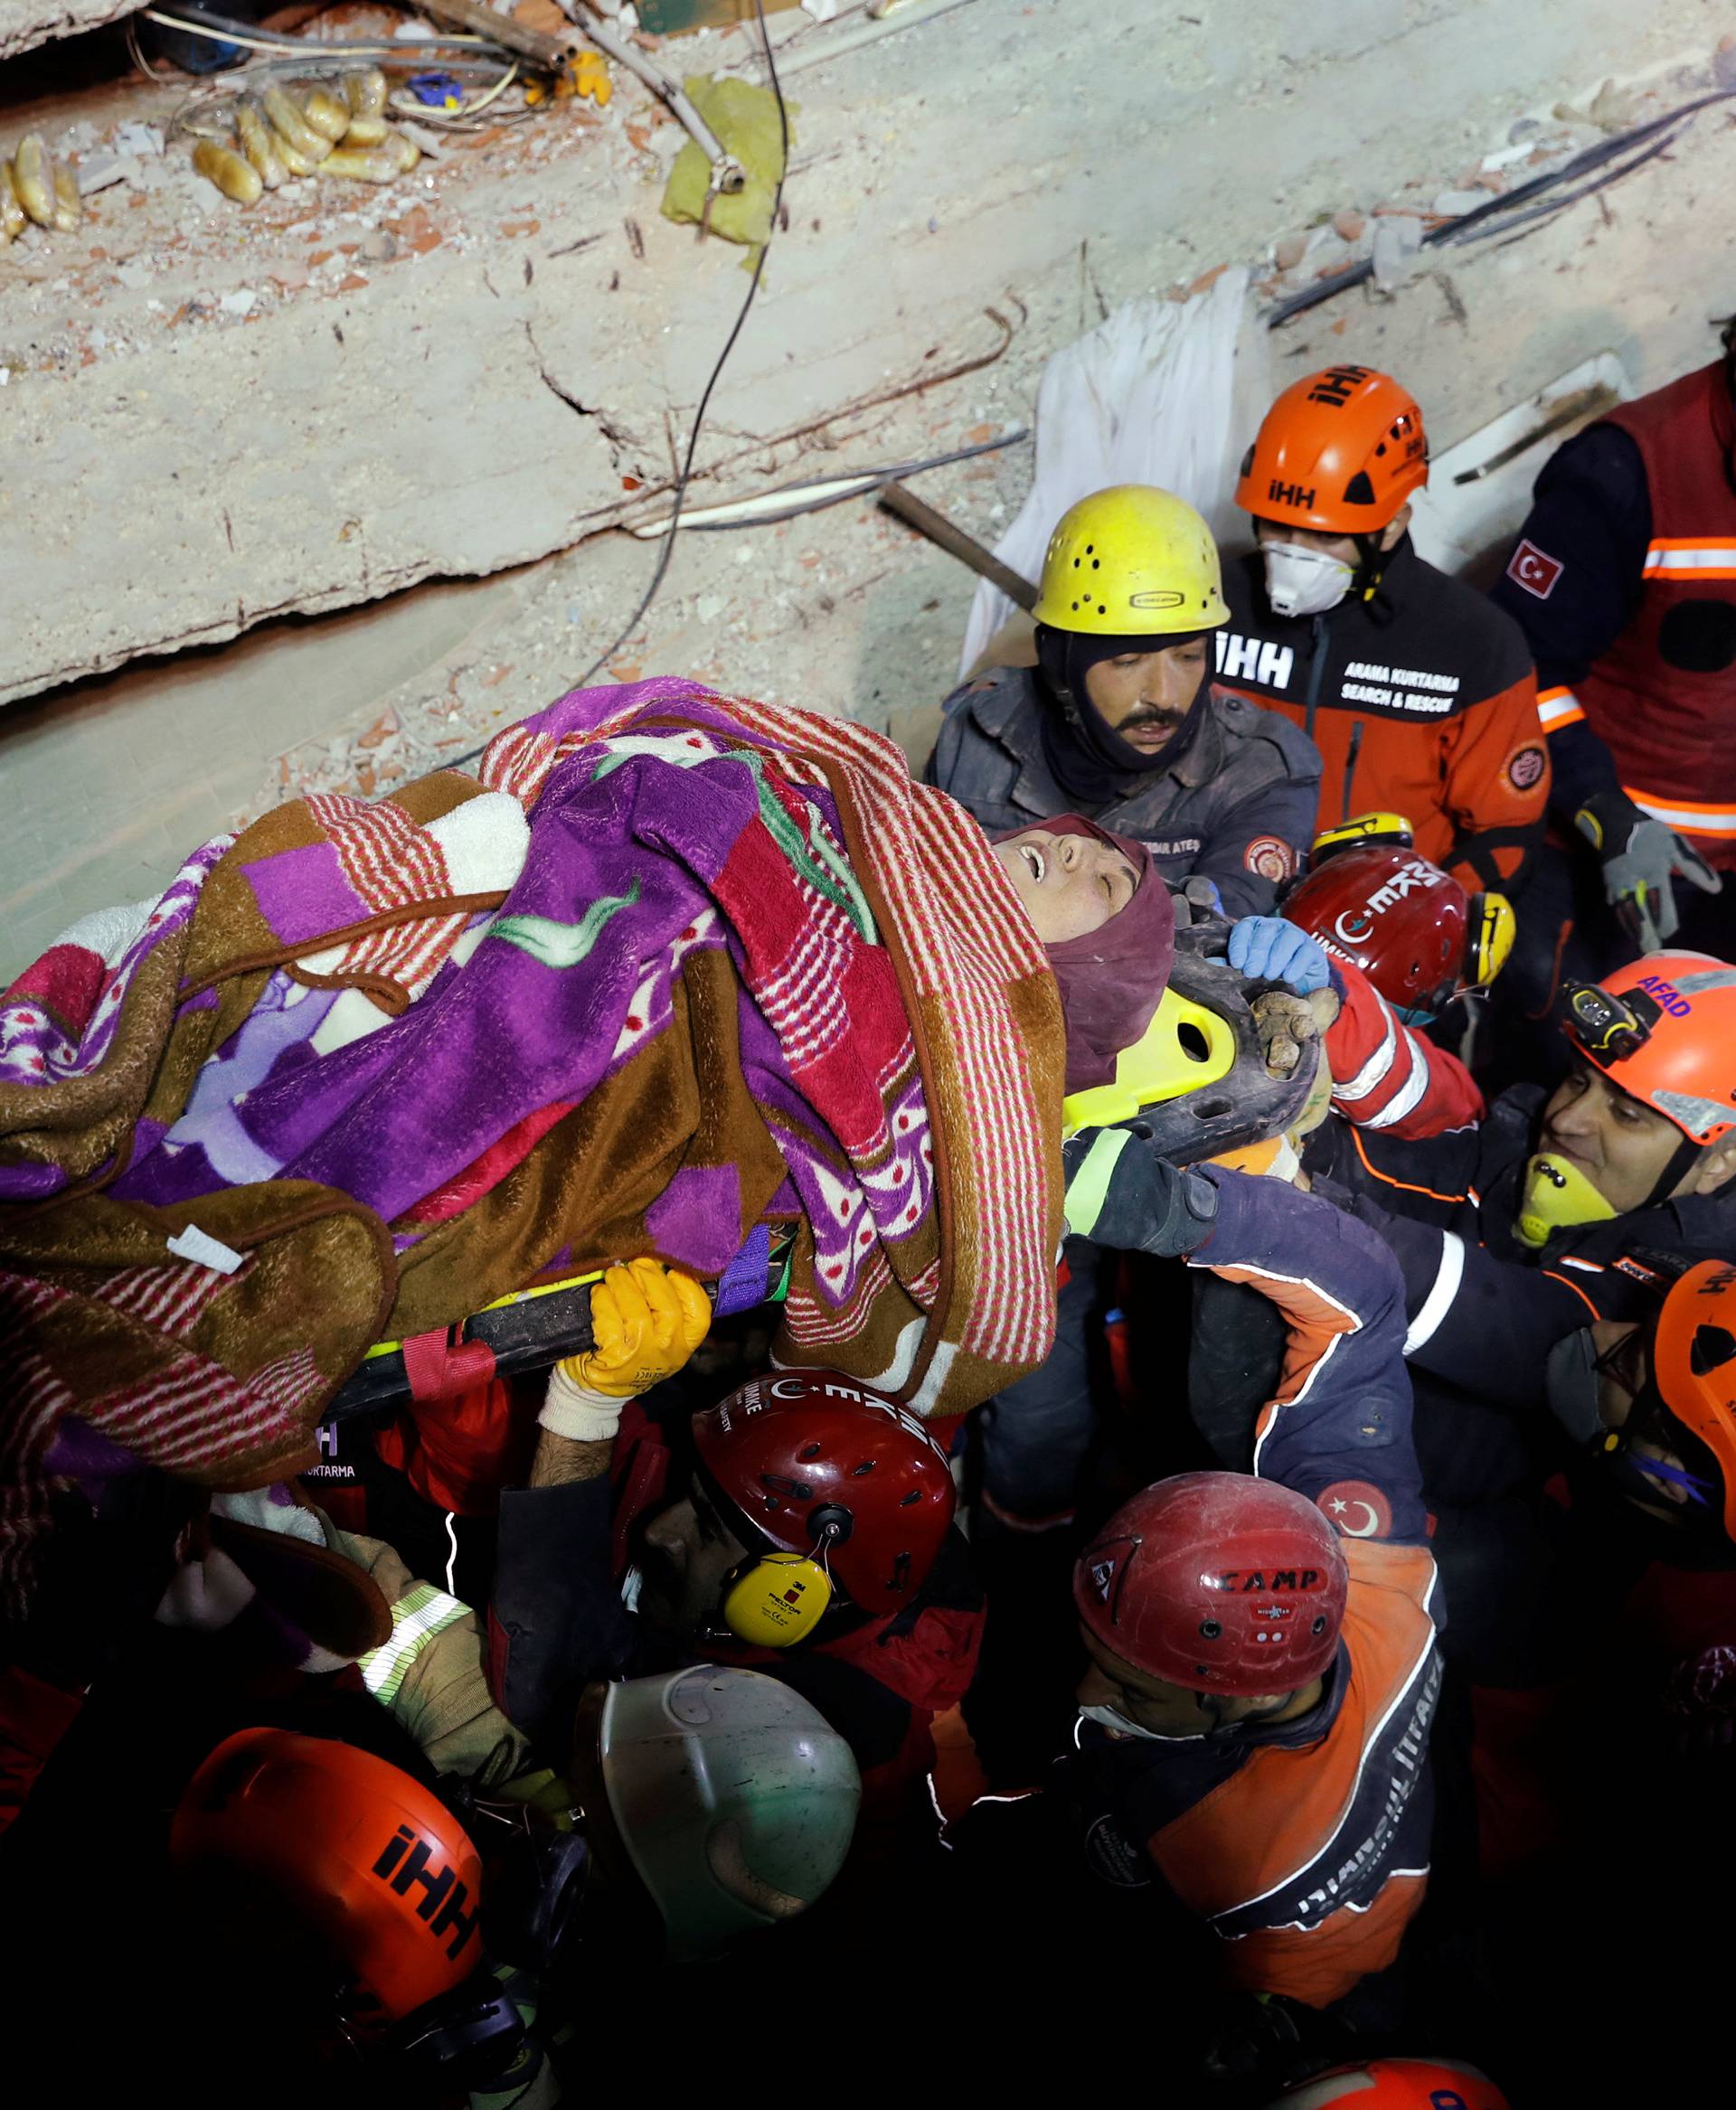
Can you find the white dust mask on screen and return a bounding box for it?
[1262,541,1354,618]
[1078,1701,1167,1742]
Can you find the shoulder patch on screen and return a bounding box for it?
[1243,835,1297,882]
[1505,743,1547,793]
[1317,1481,1394,1540]
[1081,1812,1153,1889]
[1506,539,1563,600]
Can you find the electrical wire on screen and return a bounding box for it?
[451,0,791,770]
[626,427,1031,537]
[1267,84,1736,328]
[138,6,496,61]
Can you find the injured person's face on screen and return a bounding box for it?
[995,826,1142,943]
[635,1480,752,1642]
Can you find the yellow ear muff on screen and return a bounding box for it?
[1467,891,1514,989]
[1310,810,1415,862]
[721,1552,834,1649]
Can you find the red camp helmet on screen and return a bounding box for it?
[171,1728,486,2031]
[693,1371,956,1607]
[1563,951,1736,1146]
[1284,842,1509,1019]
[1075,1472,1349,1694]
[1262,2057,1511,2108]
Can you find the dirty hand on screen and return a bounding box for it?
[1226,915,1332,994]
[538,1258,711,1442]
[1576,789,1722,952]
[1252,989,1317,1079]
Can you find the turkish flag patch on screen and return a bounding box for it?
[1317,1480,1393,1540]
[1506,538,1563,599]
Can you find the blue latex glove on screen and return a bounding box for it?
[1225,915,1331,994]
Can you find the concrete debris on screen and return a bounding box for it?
[1330,208,1366,243]
[1554,78,1638,133]
[0,0,137,63]
[1370,212,1427,294]
[1716,36,1736,90]
[1432,188,1493,219]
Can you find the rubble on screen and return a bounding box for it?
[5,0,1736,976]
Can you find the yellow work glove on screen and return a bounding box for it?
[538,1258,711,1443]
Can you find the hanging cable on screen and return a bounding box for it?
[451,0,790,771]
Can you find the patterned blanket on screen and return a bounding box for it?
[0,682,1064,1610]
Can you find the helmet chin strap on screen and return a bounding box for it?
[1352,530,1394,606]
[1643,1131,1704,1212]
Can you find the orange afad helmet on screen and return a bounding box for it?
[1654,1258,1736,1540]
[1236,365,1429,534]
[1562,952,1736,1146]
[171,1728,486,2031]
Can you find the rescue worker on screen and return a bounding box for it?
[1457,1261,1736,2102]
[1053,1147,1440,2019]
[939,1148,1438,2076]
[488,1286,982,1826]
[926,484,1323,917]
[1488,321,1731,1010]
[1219,365,1547,895]
[1297,950,1736,1672]
[1280,817,1514,1135]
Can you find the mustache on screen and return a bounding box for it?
[1119,706,1188,732]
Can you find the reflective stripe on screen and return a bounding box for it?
[360,1582,470,1703]
[1625,787,1736,836]
[1402,1232,1465,1354]
[1642,539,1736,579]
[1334,1010,1398,1104]
[1362,1037,1430,1130]
[1062,1127,1133,1239]
[1536,685,1585,732]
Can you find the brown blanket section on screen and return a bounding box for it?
[4,1185,396,1482]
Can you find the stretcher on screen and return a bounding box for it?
[320,1229,796,1427]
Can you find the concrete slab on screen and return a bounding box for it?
[1,0,1724,708]
[0,0,133,63]
[5,0,1736,988]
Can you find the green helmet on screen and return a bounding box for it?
[572,1666,861,1959]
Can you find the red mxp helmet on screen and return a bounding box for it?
[171,1728,486,2031]
[1262,2057,1511,2108]
[1563,951,1736,1145]
[1075,1472,1349,1694]
[693,1371,956,1608]
[1284,843,1510,1018]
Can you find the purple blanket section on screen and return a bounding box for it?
[0,685,882,1318]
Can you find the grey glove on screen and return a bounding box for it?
[1543,1327,1604,1446]
[1576,788,1722,952]
[1061,1126,1219,1254]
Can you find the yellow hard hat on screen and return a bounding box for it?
[1033,485,1230,636]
